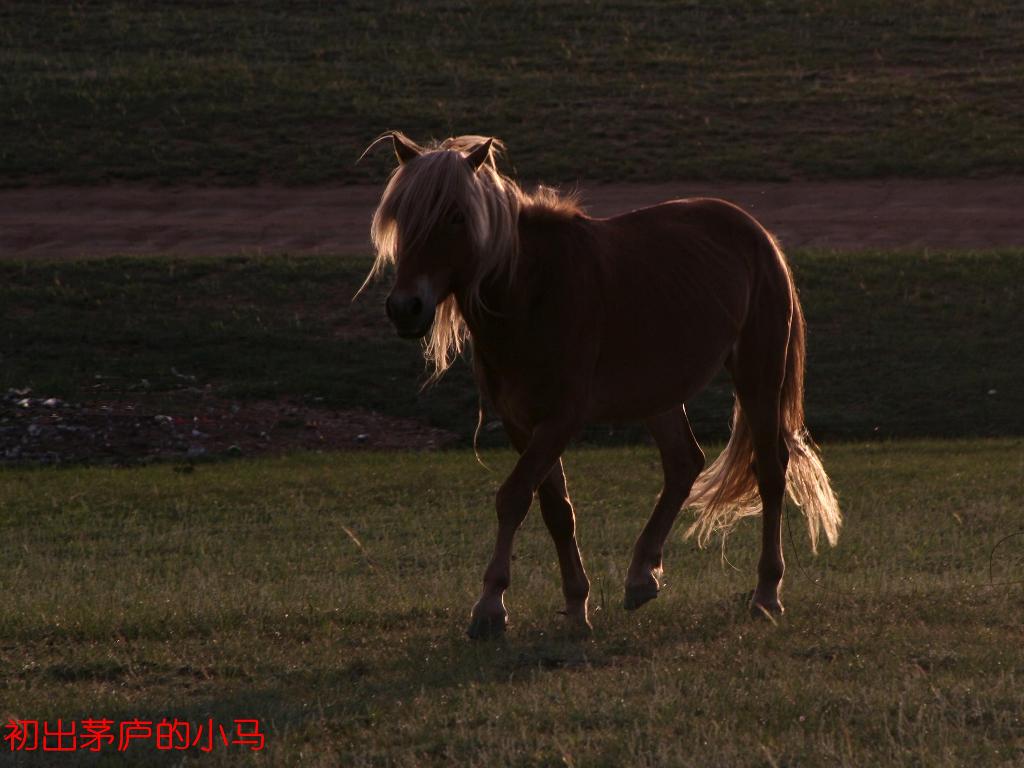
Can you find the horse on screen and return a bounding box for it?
[362,131,841,638]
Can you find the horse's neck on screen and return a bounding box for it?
[457,212,594,351]
[454,263,523,342]
[453,243,535,363]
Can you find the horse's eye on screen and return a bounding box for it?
[450,210,465,227]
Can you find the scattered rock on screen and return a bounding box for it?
[1,390,457,466]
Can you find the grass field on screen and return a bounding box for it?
[2,249,1021,450]
[1,440,1022,765]
[4,4,1024,763]
[3,1,1024,185]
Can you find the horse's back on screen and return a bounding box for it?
[603,197,772,266]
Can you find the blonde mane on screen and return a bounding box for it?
[364,132,581,381]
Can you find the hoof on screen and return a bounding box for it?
[748,591,784,620]
[467,612,508,640]
[623,580,659,611]
[559,610,593,639]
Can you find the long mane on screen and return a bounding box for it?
[364,132,581,380]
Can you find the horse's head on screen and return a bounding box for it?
[362,131,520,378]
[369,132,497,339]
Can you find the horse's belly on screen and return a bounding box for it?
[588,316,737,421]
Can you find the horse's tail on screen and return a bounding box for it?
[776,295,842,552]
[684,256,841,552]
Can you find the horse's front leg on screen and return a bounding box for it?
[536,461,591,634]
[468,417,579,639]
[502,418,591,632]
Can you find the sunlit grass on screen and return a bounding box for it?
[1,440,1022,765]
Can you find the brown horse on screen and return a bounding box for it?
[363,132,841,638]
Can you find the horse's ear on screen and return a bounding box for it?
[465,139,493,171]
[392,132,422,165]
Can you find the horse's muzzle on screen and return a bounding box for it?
[386,293,434,339]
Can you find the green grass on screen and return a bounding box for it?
[3,1,1024,185]
[1,249,1021,447]
[1,440,1022,765]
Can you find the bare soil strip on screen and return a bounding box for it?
[3,179,1023,260]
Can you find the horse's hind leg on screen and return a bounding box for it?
[733,331,789,617]
[624,407,705,610]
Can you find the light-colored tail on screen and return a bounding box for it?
[683,291,841,553]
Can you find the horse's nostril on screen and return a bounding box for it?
[409,296,423,316]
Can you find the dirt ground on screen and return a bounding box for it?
[3,178,1023,260]
[4,179,1021,463]
[2,387,458,466]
